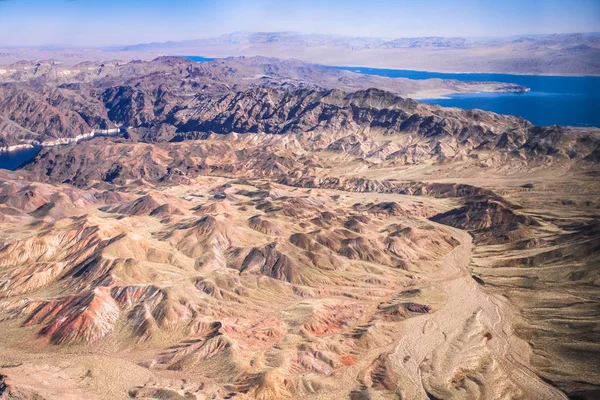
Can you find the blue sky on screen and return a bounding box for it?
[0,0,598,47]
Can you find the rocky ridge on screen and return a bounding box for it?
[0,56,531,149]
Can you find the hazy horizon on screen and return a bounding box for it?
[2,30,598,51]
[0,0,598,47]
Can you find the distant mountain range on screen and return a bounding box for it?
[114,31,599,51]
[114,32,474,52]
[1,32,599,75]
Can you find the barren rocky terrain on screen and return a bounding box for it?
[0,56,529,151]
[0,56,598,400]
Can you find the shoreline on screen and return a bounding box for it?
[408,86,531,100]
[0,128,123,154]
[325,63,600,78]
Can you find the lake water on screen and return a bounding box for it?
[330,66,600,127]
[184,56,215,63]
[0,146,41,170]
